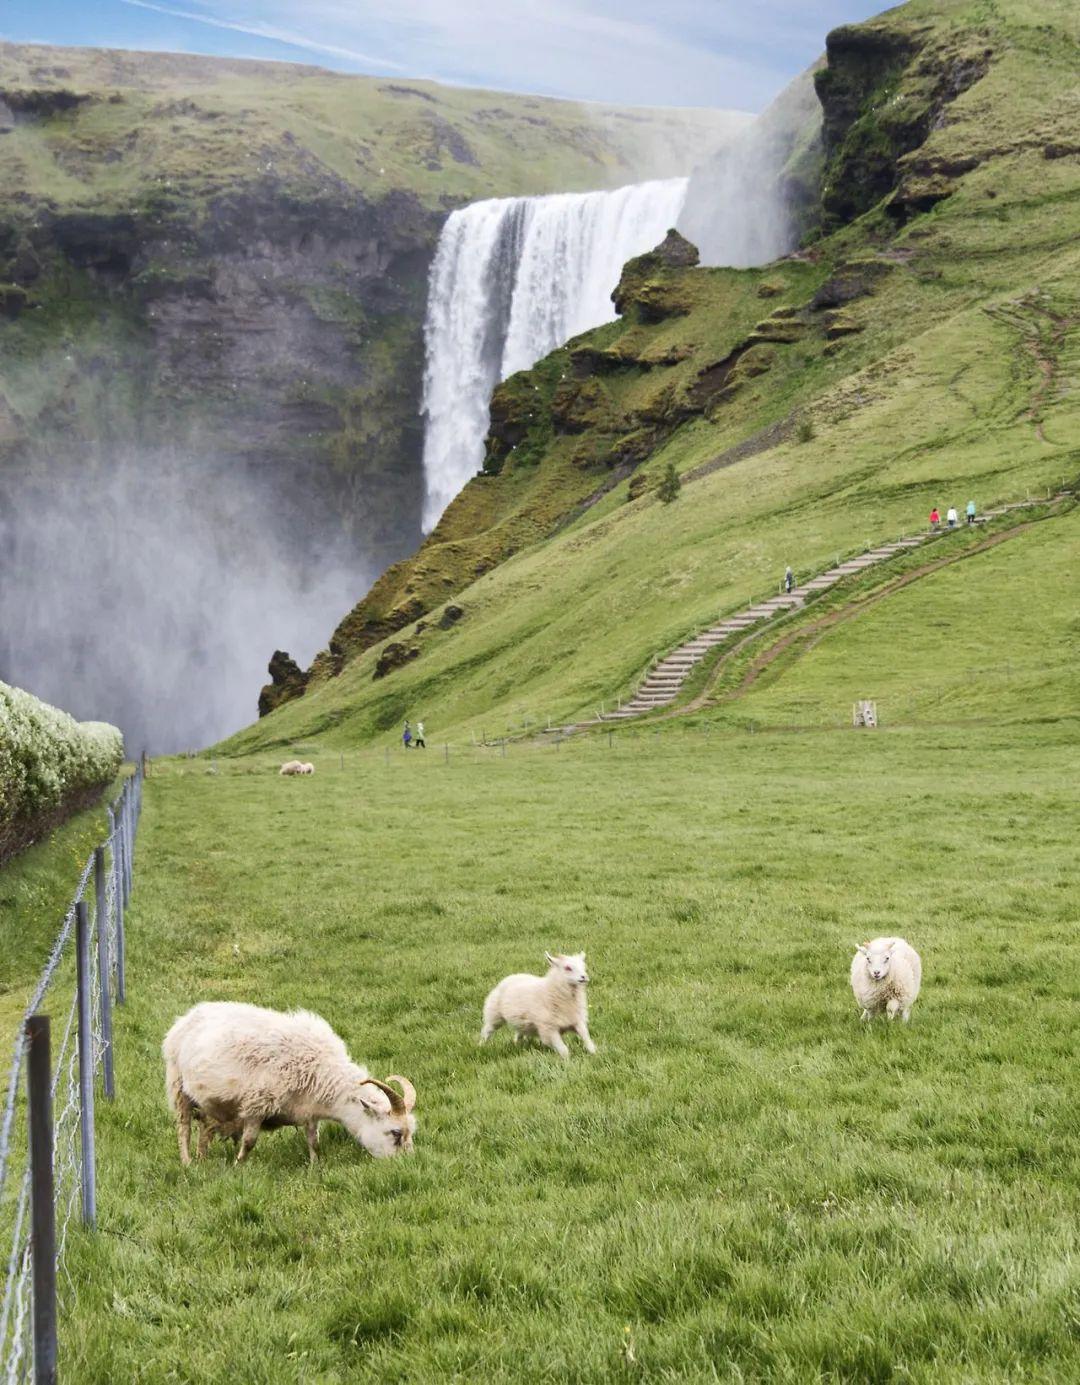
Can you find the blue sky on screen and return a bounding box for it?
[1,0,887,111]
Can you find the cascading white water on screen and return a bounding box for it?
[420,178,688,531]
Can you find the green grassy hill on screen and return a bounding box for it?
[0,43,734,213]
[226,0,1080,755]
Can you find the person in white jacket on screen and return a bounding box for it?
[946,506,959,528]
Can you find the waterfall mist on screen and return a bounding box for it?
[0,449,374,754]
[678,67,823,268]
[420,178,689,530]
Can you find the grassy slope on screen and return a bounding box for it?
[59,726,1080,1380]
[228,0,1080,753]
[0,789,117,1037]
[0,43,739,212]
[715,509,1080,731]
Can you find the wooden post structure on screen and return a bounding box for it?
[26,1015,57,1385]
[75,902,97,1228]
[94,848,115,1099]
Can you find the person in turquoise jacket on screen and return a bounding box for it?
[966,499,977,525]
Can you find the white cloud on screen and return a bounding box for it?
[117,0,827,108]
[119,0,411,72]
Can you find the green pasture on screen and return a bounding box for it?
[35,722,1080,1381]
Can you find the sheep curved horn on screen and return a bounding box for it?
[383,1075,416,1113]
[360,1078,407,1115]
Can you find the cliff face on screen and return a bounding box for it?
[0,42,737,749]
[815,13,991,228]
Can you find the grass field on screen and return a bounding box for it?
[45,723,1080,1381]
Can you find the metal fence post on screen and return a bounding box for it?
[26,1015,57,1385]
[123,782,133,903]
[444,743,449,764]
[108,808,126,1005]
[75,902,97,1229]
[94,849,115,1099]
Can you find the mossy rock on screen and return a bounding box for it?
[550,377,621,435]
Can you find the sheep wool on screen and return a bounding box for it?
[850,937,922,1022]
[279,760,304,776]
[480,952,597,1060]
[163,1001,416,1166]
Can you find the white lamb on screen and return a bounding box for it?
[279,760,304,776]
[850,937,922,1022]
[163,1001,416,1166]
[480,952,596,1059]
[299,762,315,775]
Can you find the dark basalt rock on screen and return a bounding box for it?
[651,228,700,269]
[373,642,420,679]
[258,649,309,717]
[437,604,464,629]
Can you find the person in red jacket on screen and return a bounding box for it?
[929,507,941,530]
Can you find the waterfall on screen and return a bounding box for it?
[420,177,689,531]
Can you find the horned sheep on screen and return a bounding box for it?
[480,952,596,1059]
[850,937,922,1022]
[163,1002,416,1165]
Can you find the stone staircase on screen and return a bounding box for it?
[598,535,930,721]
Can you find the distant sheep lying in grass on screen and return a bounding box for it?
[163,1002,416,1165]
[850,937,922,1022]
[480,952,596,1059]
[279,760,314,776]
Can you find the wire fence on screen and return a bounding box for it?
[0,766,141,1383]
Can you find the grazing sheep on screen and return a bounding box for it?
[850,937,922,1022]
[279,760,304,776]
[299,762,315,775]
[163,1002,416,1166]
[480,952,596,1059]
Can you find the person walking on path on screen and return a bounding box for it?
[402,720,412,750]
[784,565,794,594]
[415,720,426,749]
[946,506,959,529]
[929,507,941,530]
[966,499,977,525]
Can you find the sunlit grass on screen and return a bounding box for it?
[53,725,1080,1380]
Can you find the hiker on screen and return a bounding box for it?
[415,720,426,749]
[929,507,941,530]
[784,565,794,594]
[946,506,958,529]
[966,499,977,525]
[402,720,412,750]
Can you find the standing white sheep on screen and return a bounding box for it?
[480,952,596,1059]
[299,762,315,775]
[279,760,304,776]
[850,937,922,1022]
[163,1002,416,1166]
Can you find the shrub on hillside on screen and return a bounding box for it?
[657,462,682,504]
[0,681,123,863]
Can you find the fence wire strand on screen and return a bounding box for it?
[0,771,141,1380]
